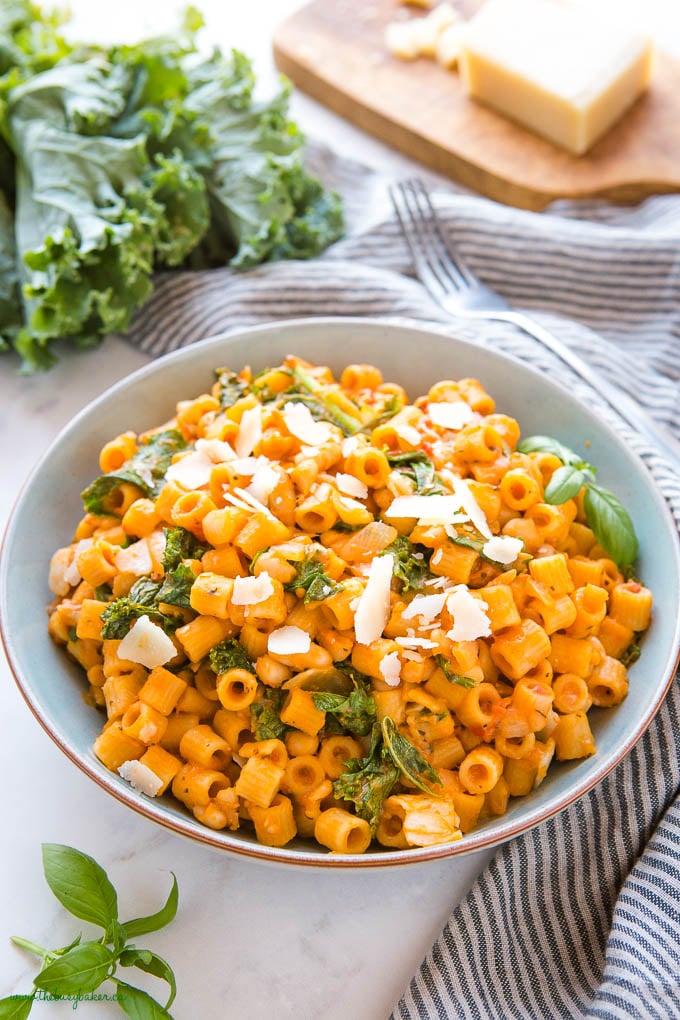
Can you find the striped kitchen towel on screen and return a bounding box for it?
[126,148,680,1020]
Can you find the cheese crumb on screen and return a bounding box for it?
[232,572,275,606]
[482,534,524,565]
[354,553,394,645]
[446,588,491,641]
[379,651,402,687]
[118,760,163,798]
[117,615,177,669]
[268,625,312,656]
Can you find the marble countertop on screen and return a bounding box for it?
[0,1,675,1016]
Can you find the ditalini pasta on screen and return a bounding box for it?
[47,356,652,853]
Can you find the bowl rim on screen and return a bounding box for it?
[2,315,679,868]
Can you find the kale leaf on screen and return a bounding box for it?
[312,681,376,736]
[162,526,207,571]
[285,553,344,604]
[383,535,432,592]
[209,638,256,676]
[250,690,287,741]
[81,429,186,513]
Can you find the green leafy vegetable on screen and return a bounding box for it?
[285,553,344,603]
[214,368,250,408]
[82,429,187,513]
[0,5,343,370]
[384,534,432,592]
[332,725,399,832]
[436,655,478,690]
[387,451,444,495]
[621,641,641,667]
[517,434,639,568]
[1,844,179,1018]
[100,577,174,639]
[209,638,255,676]
[312,680,376,736]
[250,689,287,741]
[162,526,207,570]
[381,717,442,795]
[286,364,363,435]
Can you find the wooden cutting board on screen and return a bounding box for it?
[273,0,680,210]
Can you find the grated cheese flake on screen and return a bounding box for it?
[379,651,402,687]
[428,402,475,430]
[232,572,275,606]
[235,405,262,458]
[402,591,447,623]
[335,473,369,499]
[282,402,333,446]
[114,538,153,577]
[447,473,492,539]
[166,450,214,490]
[64,538,94,587]
[118,760,163,798]
[354,553,394,645]
[394,423,422,446]
[117,615,177,669]
[385,494,464,523]
[245,461,280,503]
[482,534,524,565]
[268,625,312,655]
[446,587,491,641]
[196,437,237,463]
[395,636,439,649]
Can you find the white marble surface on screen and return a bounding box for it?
[1,1,677,1017]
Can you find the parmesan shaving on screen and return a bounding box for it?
[114,538,153,577]
[282,402,333,446]
[166,450,214,490]
[482,534,524,565]
[446,588,491,641]
[379,651,402,687]
[394,423,422,446]
[342,435,363,457]
[428,401,475,430]
[385,494,463,523]
[196,437,237,463]
[117,615,176,669]
[447,473,492,539]
[235,405,262,458]
[118,760,163,798]
[402,592,447,623]
[395,636,439,649]
[354,553,394,645]
[65,538,93,587]
[268,625,312,655]
[232,572,275,606]
[335,473,368,499]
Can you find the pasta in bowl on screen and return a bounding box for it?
[3,319,679,865]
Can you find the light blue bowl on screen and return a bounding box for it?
[2,318,679,867]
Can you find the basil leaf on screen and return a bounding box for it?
[114,980,172,1019]
[41,844,118,930]
[544,465,587,504]
[584,483,639,567]
[119,949,176,1009]
[122,874,178,939]
[517,434,582,465]
[380,718,442,794]
[0,995,34,1020]
[33,942,114,996]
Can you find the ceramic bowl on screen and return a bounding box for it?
[2,318,679,867]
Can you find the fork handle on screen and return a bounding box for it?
[497,309,680,468]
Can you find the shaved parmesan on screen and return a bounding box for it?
[235,406,262,458]
[245,461,280,503]
[114,538,153,577]
[166,450,214,490]
[232,572,275,606]
[196,437,237,463]
[334,494,366,513]
[428,402,475,430]
[385,495,463,523]
[482,534,524,565]
[402,592,447,623]
[395,636,439,649]
[379,651,402,687]
[400,649,424,662]
[395,424,422,446]
[117,615,176,669]
[354,553,394,645]
[283,402,333,446]
[268,625,311,655]
[118,760,163,798]
[448,474,492,539]
[65,539,94,587]
[342,435,362,457]
[335,473,368,499]
[446,588,491,641]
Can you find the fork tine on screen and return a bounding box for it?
[390,179,472,296]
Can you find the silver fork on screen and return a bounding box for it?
[390,178,680,467]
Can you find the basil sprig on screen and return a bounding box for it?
[517,435,639,568]
[1,844,179,1019]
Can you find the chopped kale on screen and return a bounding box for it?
[312,679,376,736]
[209,638,256,676]
[100,577,171,639]
[162,526,208,570]
[81,429,187,514]
[214,368,250,408]
[250,689,287,741]
[285,553,344,603]
[155,562,196,610]
[380,717,442,795]
[332,725,399,832]
[436,655,478,689]
[383,534,432,592]
[621,641,641,667]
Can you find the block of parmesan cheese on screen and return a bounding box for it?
[459,0,653,155]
